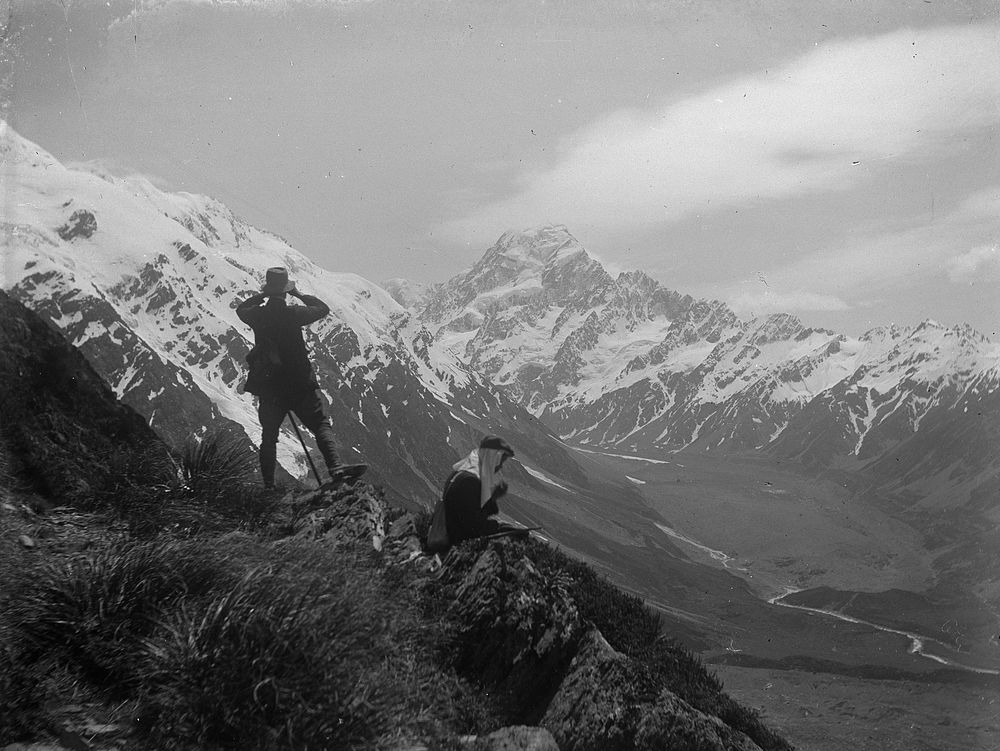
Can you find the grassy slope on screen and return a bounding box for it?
[0,287,791,749]
[0,444,793,750]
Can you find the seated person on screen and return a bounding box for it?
[428,435,515,551]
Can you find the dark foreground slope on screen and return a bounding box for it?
[0,290,165,507]
[0,480,791,751]
[0,292,791,749]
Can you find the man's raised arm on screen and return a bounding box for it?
[289,290,330,325]
[236,292,267,324]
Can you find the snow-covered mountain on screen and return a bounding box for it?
[7,123,999,657]
[414,225,1000,501]
[0,123,581,502]
[5,118,996,514]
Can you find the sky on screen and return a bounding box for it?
[5,0,999,337]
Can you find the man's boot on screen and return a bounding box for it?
[260,442,277,489]
[313,418,342,475]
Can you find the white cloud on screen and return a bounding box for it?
[441,23,1000,242]
[950,187,1000,222]
[726,286,851,315]
[693,182,998,321]
[765,183,1000,289]
[946,245,1000,283]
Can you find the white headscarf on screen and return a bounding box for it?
[452,446,511,507]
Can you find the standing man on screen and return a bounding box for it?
[236,267,362,488]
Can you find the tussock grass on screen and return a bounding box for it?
[143,569,350,747]
[0,644,46,742]
[101,443,178,494]
[0,525,490,749]
[0,441,13,494]
[0,450,791,750]
[6,539,234,688]
[96,431,274,537]
[144,562,448,748]
[180,429,257,500]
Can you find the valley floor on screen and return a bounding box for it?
[508,443,1000,749]
[715,665,1000,751]
[600,449,934,596]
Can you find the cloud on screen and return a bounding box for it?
[704,183,1000,316]
[109,0,374,13]
[950,186,1000,221]
[726,286,851,316]
[946,245,1000,283]
[441,23,1000,242]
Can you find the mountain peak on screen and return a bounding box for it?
[382,277,429,309]
[746,312,805,345]
[914,318,944,332]
[861,323,906,343]
[911,318,992,346]
[493,225,587,268]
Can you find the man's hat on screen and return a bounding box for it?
[261,267,296,296]
[480,435,514,456]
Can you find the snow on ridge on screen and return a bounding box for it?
[523,465,571,491]
[0,120,61,169]
[3,122,482,422]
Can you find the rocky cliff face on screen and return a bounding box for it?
[431,537,783,751]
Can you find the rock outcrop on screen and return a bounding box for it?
[277,483,782,750]
[56,209,97,241]
[431,536,771,751]
[0,290,164,506]
[543,630,761,751]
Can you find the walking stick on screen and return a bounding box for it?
[286,412,322,486]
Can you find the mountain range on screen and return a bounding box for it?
[4,122,999,673]
[397,224,1000,621]
[400,225,1000,507]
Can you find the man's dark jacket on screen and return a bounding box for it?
[236,294,329,399]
